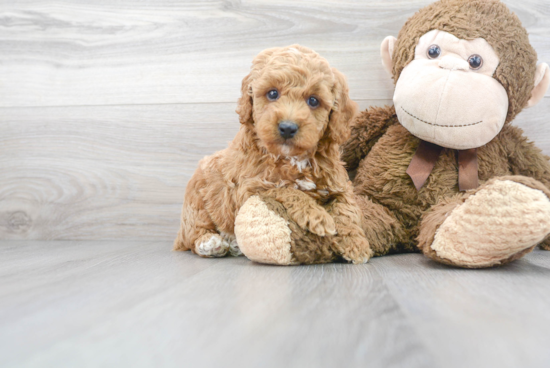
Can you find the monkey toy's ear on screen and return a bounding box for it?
[381,36,397,76]
[527,63,550,108]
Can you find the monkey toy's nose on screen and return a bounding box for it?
[278,121,299,139]
[438,55,469,71]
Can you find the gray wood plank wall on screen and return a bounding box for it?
[1,0,549,240]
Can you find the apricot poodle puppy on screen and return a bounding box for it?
[174,45,372,264]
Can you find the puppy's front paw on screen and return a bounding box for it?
[221,232,242,257]
[340,236,373,264]
[297,209,337,237]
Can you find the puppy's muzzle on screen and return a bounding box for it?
[278,121,298,139]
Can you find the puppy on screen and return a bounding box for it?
[174,45,372,263]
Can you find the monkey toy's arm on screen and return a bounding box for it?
[341,105,398,172]
[503,125,550,250]
[503,125,550,189]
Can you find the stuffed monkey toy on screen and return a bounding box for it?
[342,0,550,268]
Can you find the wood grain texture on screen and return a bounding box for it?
[0,0,548,107]
[1,0,550,240]
[372,252,550,368]
[1,99,549,240]
[1,241,550,368]
[0,102,239,240]
[0,241,434,368]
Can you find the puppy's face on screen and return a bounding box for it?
[247,47,336,157]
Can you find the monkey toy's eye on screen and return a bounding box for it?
[427,44,441,59]
[307,96,320,108]
[468,54,483,70]
[266,89,279,101]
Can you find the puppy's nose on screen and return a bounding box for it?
[278,121,298,139]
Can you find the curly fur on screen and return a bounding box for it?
[174,45,369,263]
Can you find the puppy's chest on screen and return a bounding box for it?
[289,174,336,203]
[294,177,331,200]
[263,169,334,202]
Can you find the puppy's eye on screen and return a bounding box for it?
[307,96,319,108]
[468,54,483,70]
[427,44,441,59]
[266,89,279,101]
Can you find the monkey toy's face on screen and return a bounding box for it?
[393,30,507,150]
[381,28,550,150]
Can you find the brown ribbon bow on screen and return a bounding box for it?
[406,140,478,192]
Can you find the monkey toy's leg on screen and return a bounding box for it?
[173,176,238,258]
[354,194,409,256]
[417,176,550,268]
[234,194,337,265]
[235,186,374,265]
[262,187,338,237]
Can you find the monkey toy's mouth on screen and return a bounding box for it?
[393,58,509,150]
[400,107,483,128]
[396,103,500,150]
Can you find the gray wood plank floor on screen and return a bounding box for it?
[2,240,550,368]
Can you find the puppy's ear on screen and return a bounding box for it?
[326,68,358,145]
[236,73,254,126]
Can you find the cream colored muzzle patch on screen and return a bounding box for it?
[235,196,294,265]
[395,61,508,149]
[394,30,508,150]
[431,180,550,267]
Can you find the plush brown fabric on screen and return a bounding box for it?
[540,238,550,251]
[256,183,372,264]
[258,195,337,264]
[343,0,550,268]
[342,106,397,172]
[417,194,466,266]
[343,107,550,265]
[418,176,550,268]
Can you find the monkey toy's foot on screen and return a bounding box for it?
[234,195,337,265]
[419,177,550,268]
